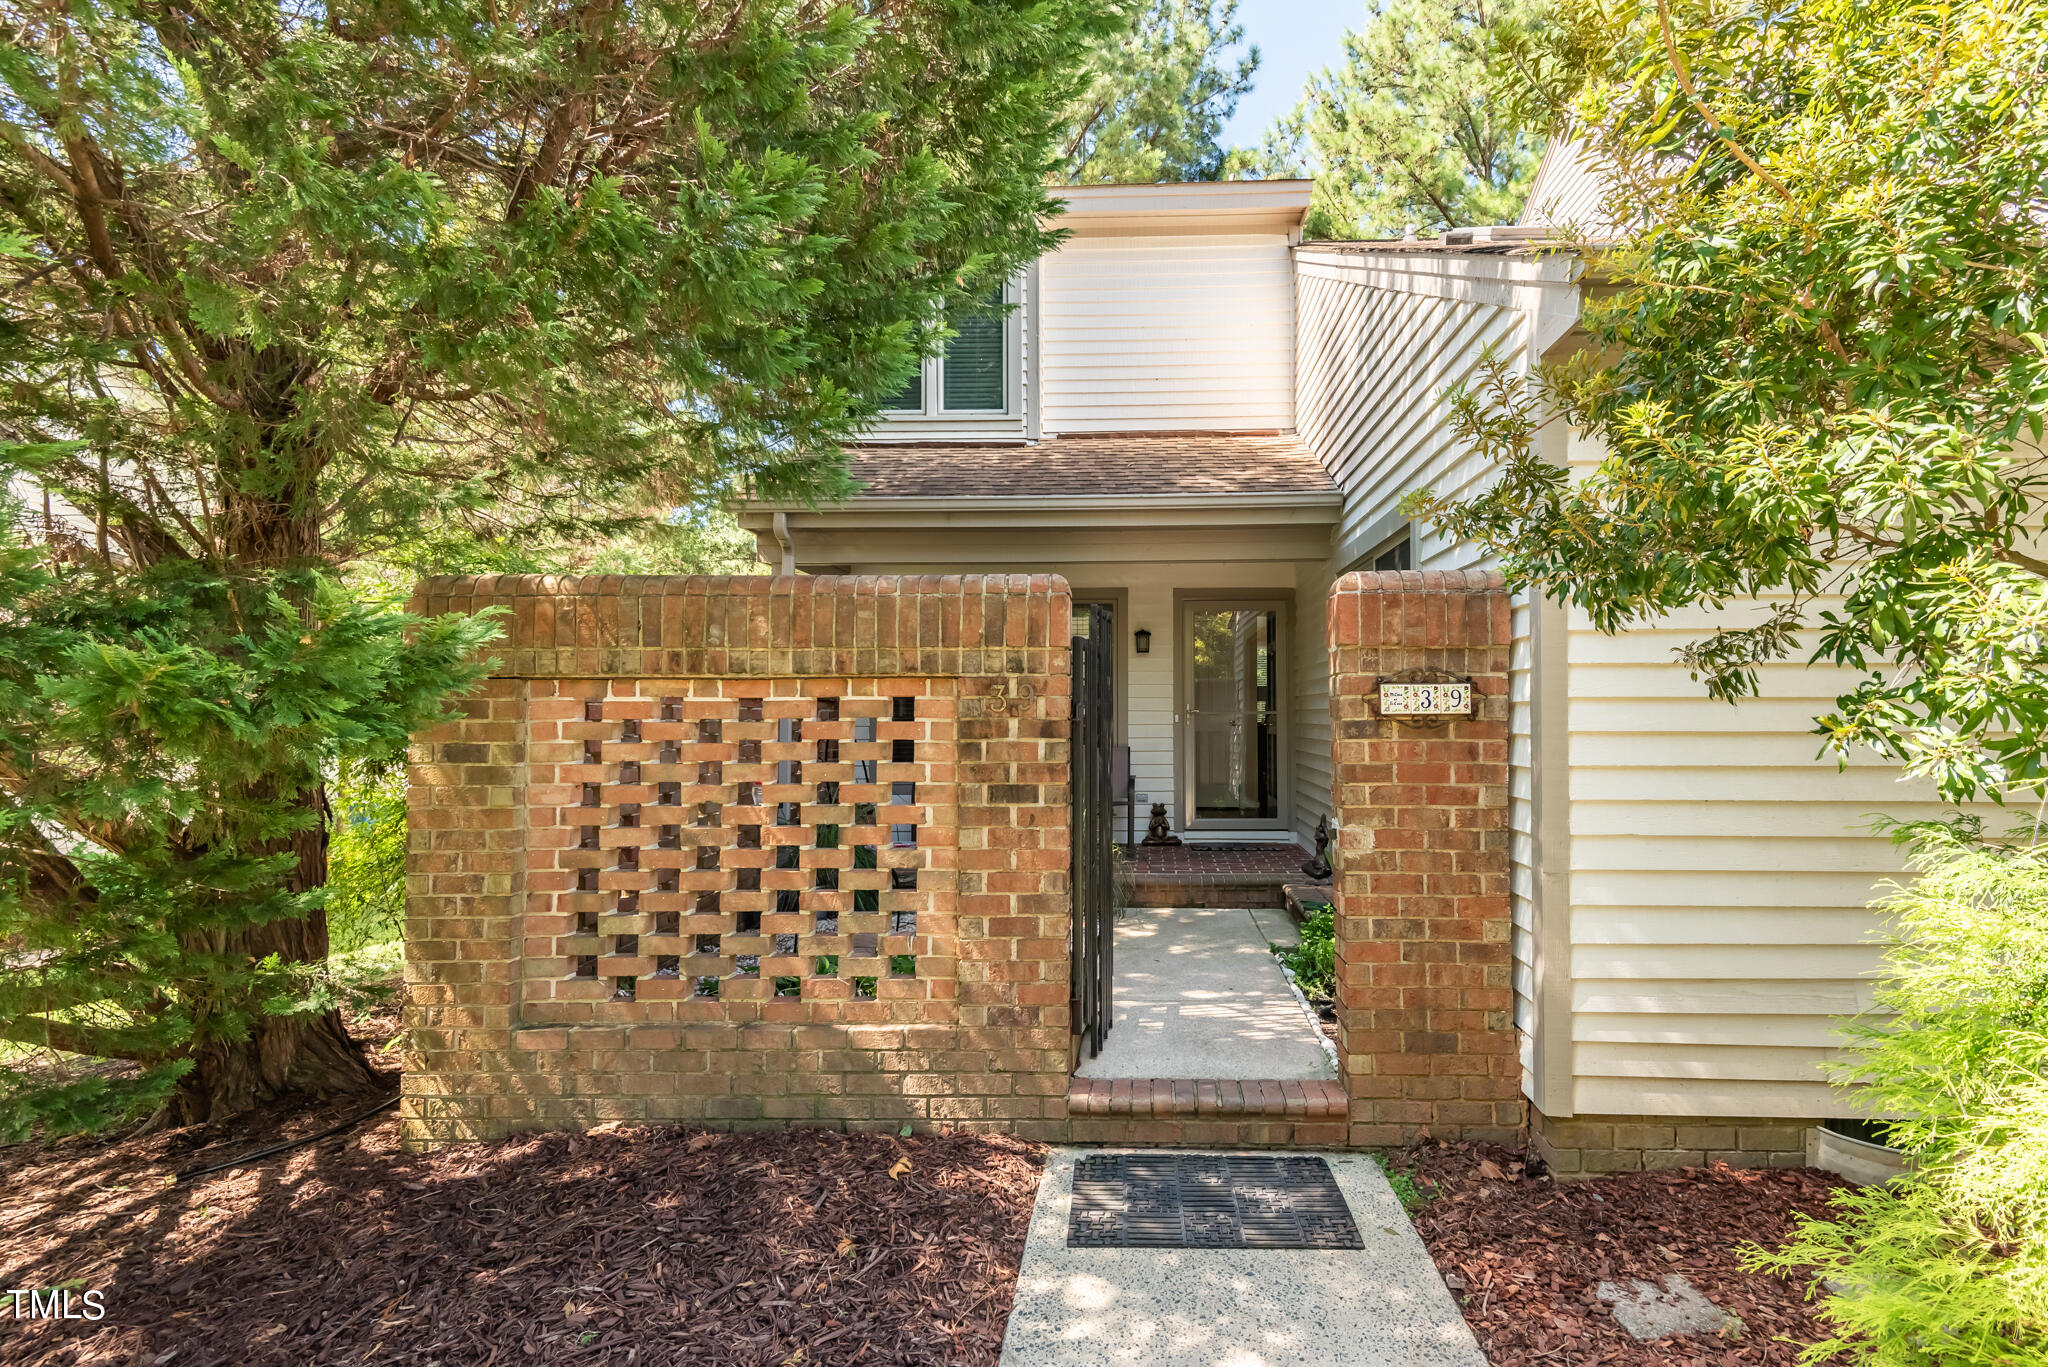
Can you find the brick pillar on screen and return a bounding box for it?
[405,676,528,1144]
[1328,570,1520,1145]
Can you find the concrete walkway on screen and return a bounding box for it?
[999,1148,1488,1367]
[1075,906,1334,1082]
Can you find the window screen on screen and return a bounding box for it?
[1373,535,1414,572]
[882,368,923,412]
[941,290,1005,411]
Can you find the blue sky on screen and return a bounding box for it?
[1219,0,1360,148]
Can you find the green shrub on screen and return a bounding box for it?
[1273,905,1336,1000]
[1748,823,2048,1364]
[326,765,408,954]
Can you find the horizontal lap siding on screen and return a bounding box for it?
[1297,267,1521,552]
[1295,255,1970,1123]
[1292,559,1335,840]
[1508,590,1536,1089]
[1519,141,1613,232]
[1126,580,1176,828]
[1041,235,1295,433]
[1293,265,1541,1093]
[1561,503,1930,1114]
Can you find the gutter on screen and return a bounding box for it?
[770,511,796,576]
[744,489,1343,517]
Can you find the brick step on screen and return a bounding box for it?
[1125,872,1287,909]
[1068,1077,1346,1120]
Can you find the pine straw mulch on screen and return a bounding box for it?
[1392,1141,1853,1366]
[0,1019,1044,1367]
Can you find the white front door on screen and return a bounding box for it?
[1179,600,1286,830]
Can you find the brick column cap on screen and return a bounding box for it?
[1332,569,1506,595]
[407,573,1074,680]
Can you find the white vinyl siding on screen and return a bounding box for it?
[1291,559,1336,839]
[1293,254,1552,1100]
[1039,234,1296,433]
[1292,248,1958,1121]
[1126,579,1178,828]
[1519,139,1615,234]
[1558,496,1942,1116]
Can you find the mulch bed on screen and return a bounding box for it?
[0,999,1044,1367]
[1394,1141,1851,1366]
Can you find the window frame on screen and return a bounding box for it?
[879,279,1023,422]
[1370,532,1414,573]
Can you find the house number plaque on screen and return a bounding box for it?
[1377,680,1473,716]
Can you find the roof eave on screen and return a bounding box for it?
[737,489,1343,528]
[740,490,1342,516]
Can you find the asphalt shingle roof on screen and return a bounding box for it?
[845,434,1338,500]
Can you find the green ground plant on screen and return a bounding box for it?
[1272,905,1336,1000]
[1373,1154,1431,1215]
[1748,822,2048,1364]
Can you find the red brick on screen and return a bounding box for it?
[1327,572,1522,1145]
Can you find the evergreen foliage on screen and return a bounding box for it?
[0,0,1104,561]
[1413,0,2048,803]
[0,0,1104,1125]
[0,536,493,1134]
[1749,823,2048,1364]
[1244,0,1543,238]
[1062,0,1259,183]
[368,499,769,581]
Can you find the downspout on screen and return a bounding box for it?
[770,511,797,576]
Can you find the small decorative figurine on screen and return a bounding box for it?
[1302,814,1333,880]
[1141,802,1181,846]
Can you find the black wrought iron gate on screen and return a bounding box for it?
[1071,604,1115,1058]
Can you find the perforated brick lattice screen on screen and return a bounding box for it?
[402,574,1074,1148]
[529,682,951,1022]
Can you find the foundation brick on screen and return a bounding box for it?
[1532,1109,1812,1177]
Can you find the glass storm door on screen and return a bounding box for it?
[1181,603,1283,827]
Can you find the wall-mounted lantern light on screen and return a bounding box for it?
[1134,628,1152,655]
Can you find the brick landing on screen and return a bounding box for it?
[1124,842,1315,909]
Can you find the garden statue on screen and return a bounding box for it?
[1141,802,1181,846]
[1302,814,1333,880]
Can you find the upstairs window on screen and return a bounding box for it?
[883,285,1014,417]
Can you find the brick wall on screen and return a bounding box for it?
[1532,1111,1811,1175]
[402,575,1073,1148]
[1327,571,1522,1146]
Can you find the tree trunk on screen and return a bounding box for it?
[170,469,384,1125]
[168,1003,382,1126]
[157,422,385,1131]
[163,791,385,1123]
[165,785,385,1126]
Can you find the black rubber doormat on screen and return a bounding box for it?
[1067,1153,1364,1249]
